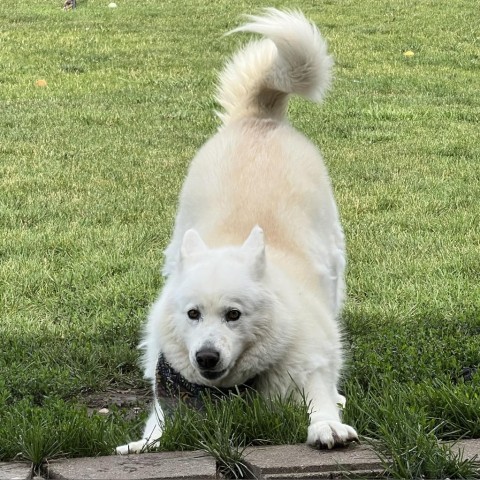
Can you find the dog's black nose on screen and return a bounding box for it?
[196,349,220,370]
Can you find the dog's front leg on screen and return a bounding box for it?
[304,370,358,449]
[116,399,164,454]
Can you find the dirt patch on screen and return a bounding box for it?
[83,387,151,408]
[80,387,151,419]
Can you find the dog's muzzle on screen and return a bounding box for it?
[195,348,226,380]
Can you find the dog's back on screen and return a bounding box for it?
[165,10,345,315]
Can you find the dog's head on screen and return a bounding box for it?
[167,226,276,386]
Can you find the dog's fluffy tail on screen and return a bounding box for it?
[216,8,333,126]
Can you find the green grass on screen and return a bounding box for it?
[1,0,479,477]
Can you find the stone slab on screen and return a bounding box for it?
[452,438,480,463]
[243,443,384,476]
[262,470,383,479]
[47,451,217,480]
[0,462,32,480]
[20,438,480,480]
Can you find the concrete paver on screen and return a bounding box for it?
[0,462,32,480]
[46,450,217,480]
[10,438,480,480]
[243,443,384,478]
[261,471,382,480]
[453,438,480,463]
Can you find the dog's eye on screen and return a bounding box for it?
[226,309,241,321]
[187,309,201,320]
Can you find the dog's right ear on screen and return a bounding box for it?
[180,229,208,259]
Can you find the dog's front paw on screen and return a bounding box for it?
[116,438,160,455]
[307,420,358,449]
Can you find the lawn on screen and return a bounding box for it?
[1,0,479,477]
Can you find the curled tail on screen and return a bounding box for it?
[216,8,333,126]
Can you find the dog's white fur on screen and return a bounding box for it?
[117,8,357,455]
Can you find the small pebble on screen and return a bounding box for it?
[98,408,110,415]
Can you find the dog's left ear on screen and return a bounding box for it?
[241,225,265,278]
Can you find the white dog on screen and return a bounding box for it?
[117,8,357,455]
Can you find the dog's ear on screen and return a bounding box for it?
[241,225,265,278]
[180,229,208,259]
